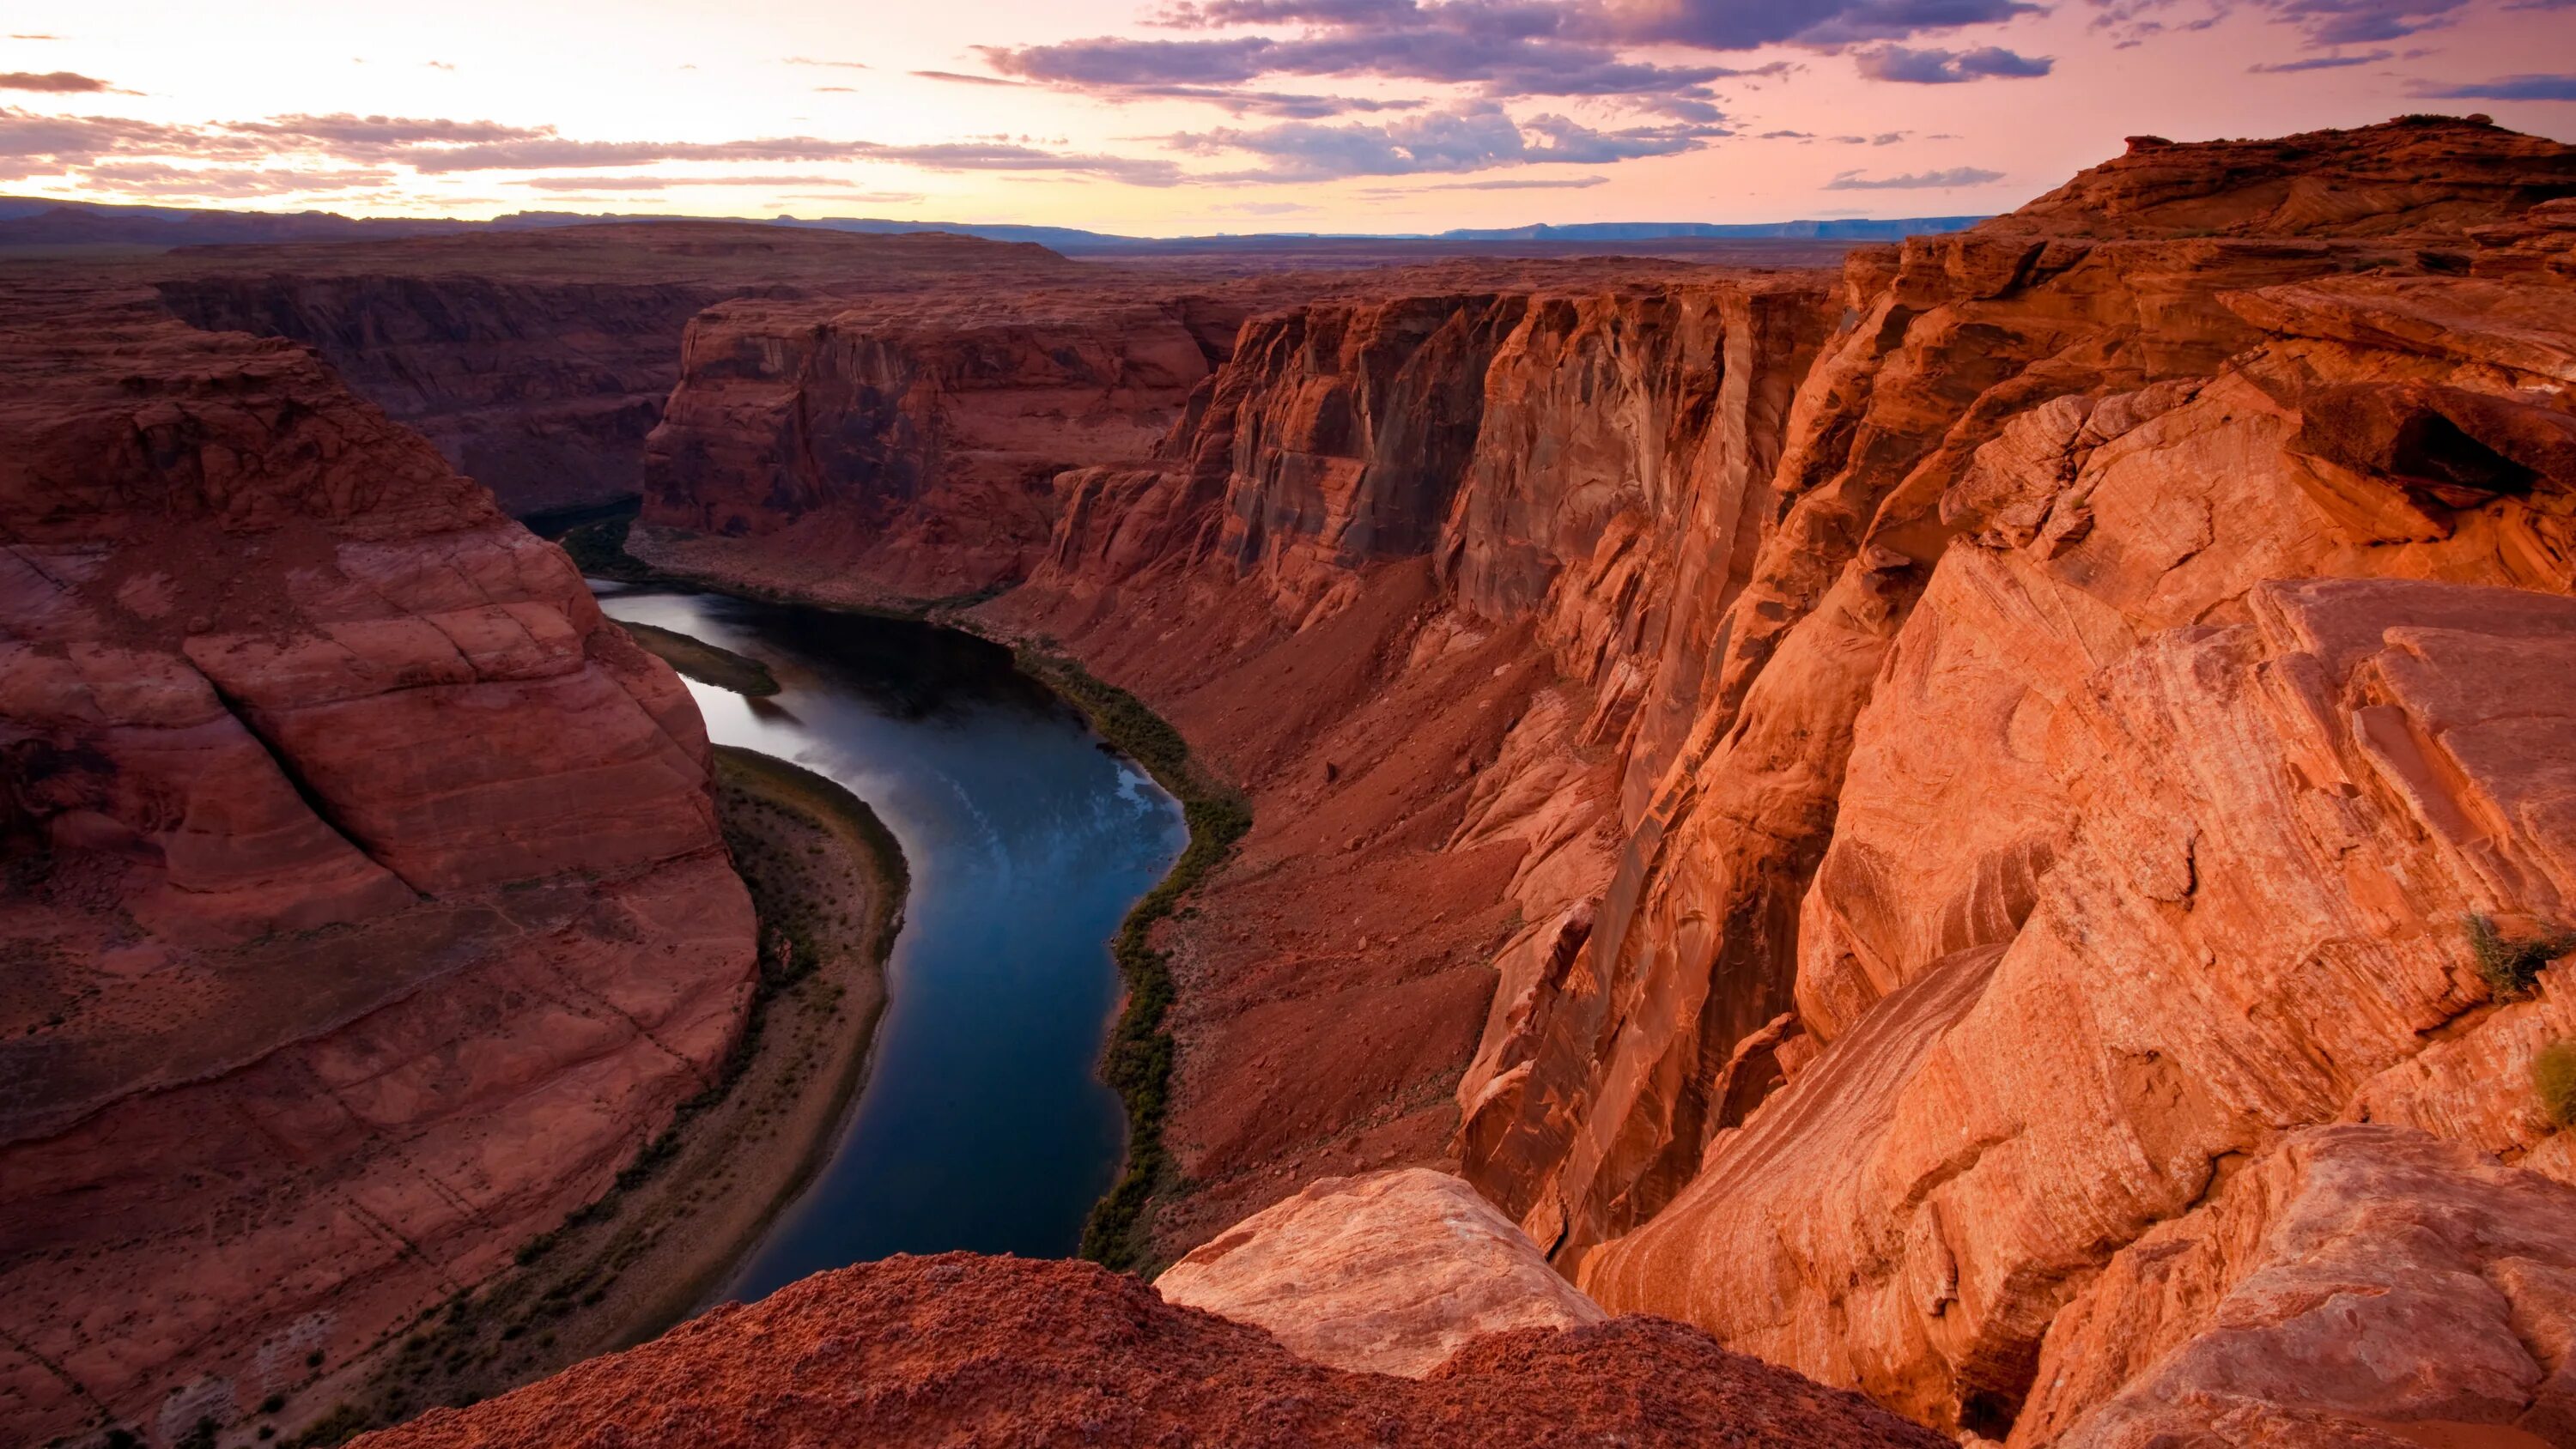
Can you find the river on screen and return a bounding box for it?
[590,582,1185,1303]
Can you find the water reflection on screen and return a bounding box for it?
[594,585,1185,1303]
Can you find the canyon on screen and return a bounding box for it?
[6,112,2576,1449]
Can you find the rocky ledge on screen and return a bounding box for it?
[357,1252,1947,1449]
[0,278,755,1445]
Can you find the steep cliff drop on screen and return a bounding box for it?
[148,224,1089,517]
[0,277,756,1446]
[623,117,2576,1446]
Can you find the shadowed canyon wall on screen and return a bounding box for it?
[628,118,2576,1446]
[147,225,1088,517]
[0,280,756,1444]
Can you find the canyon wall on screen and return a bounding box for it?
[640,288,1238,598]
[153,272,720,516]
[0,281,756,1444]
[632,116,2576,1446]
[149,224,1084,517]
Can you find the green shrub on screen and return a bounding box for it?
[2468,914,2576,998]
[2536,1041,2576,1130]
[1015,644,1252,1272]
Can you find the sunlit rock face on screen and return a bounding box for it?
[0,283,755,1442]
[1155,1168,1607,1378]
[380,113,2576,1446]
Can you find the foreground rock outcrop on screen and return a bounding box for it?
[0,279,755,1443]
[1156,1167,1604,1377]
[356,1254,1949,1449]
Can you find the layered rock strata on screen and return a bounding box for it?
[631,115,2576,1446]
[0,280,756,1444]
[1155,1167,1604,1377]
[151,224,1084,515]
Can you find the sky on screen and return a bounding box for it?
[2,0,2572,234]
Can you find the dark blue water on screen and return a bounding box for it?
[591,584,1182,1302]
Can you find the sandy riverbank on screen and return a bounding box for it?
[294,745,903,1446]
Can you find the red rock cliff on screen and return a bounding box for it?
[632,116,2576,1446]
[0,279,756,1444]
[150,224,1082,516]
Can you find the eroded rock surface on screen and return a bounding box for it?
[629,115,2576,1446]
[1155,1167,1603,1377]
[2020,1125,2576,1448]
[355,1254,1949,1449]
[153,224,1083,515]
[0,279,755,1443]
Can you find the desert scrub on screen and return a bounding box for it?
[2468,913,2576,997]
[2537,1041,2576,1130]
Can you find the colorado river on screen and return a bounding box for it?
[592,583,1185,1302]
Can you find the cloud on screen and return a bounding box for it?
[426,60,457,71]
[981,0,2040,136]
[396,134,1184,183]
[1854,45,2052,82]
[814,85,859,92]
[1169,102,1720,180]
[1212,199,1318,213]
[0,70,116,93]
[1087,82,1425,117]
[1825,165,2006,187]
[2417,71,2576,99]
[2106,0,2568,50]
[979,14,1749,116]
[1364,173,1613,191]
[76,162,399,197]
[9,33,64,40]
[914,69,1027,86]
[2247,48,2394,70]
[507,173,896,190]
[0,106,252,175]
[228,113,558,149]
[785,56,871,69]
[2,105,1190,190]
[1580,0,2045,47]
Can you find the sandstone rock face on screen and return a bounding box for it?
[641,289,1224,598]
[1524,120,2576,1439]
[2019,1125,2576,1448]
[153,272,714,517]
[583,115,2576,1446]
[355,1254,1951,1449]
[0,281,755,1443]
[152,224,1081,515]
[1155,1168,1604,1377]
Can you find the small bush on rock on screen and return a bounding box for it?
[2467,913,2576,998]
[2536,1041,2576,1130]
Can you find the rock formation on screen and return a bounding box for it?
[625,115,2576,1446]
[23,111,2572,1449]
[1155,1167,1604,1377]
[151,225,1084,516]
[0,277,755,1444]
[355,1253,1950,1449]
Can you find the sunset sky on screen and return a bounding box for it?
[4,0,2572,233]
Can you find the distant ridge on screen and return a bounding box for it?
[0,196,1987,255]
[1433,218,1984,241]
